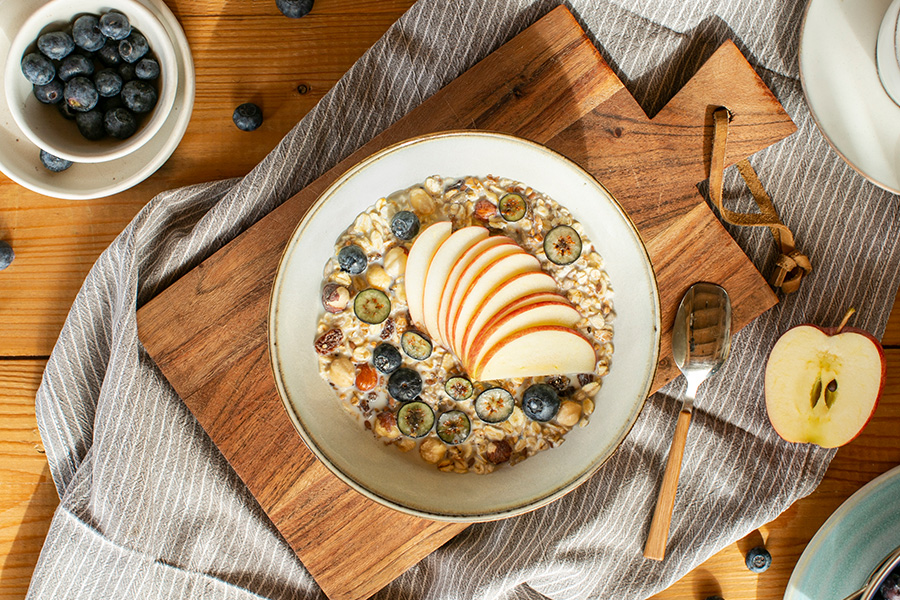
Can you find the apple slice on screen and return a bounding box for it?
[472,326,597,381]
[405,221,452,328]
[465,300,581,373]
[421,226,489,345]
[457,272,559,362]
[448,252,542,355]
[765,309,885,448]
[437,236,515,345]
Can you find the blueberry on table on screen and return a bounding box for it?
[373,343,402,374]
[21,53,55,85]
[118,31,149,63]
[76,110,105,140]
[33,80,64,104]
[37,31,75,60]
[337,244,367,274]
[64,77,99,112]
[72,15,105,52]
[94,69,123,97]
[0,241,14,271]
[135,58,160,80]
[390,210,420,240]
[39,149,72,172]
[121,80,157,113]
[276,0,314,18]
[99,12,132,40]
[232,103,263,131]
[522,383,560,422]
[97,39,123,67]
[104,108,137,139]
[58,54,94,82]
[387,367,422,402]
[745,546,772,573]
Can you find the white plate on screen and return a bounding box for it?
[0,0,194,199]
[800,0,900,194]
[269,131,661,522]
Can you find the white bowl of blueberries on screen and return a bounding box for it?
[4,0,178,168]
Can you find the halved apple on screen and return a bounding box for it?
[421,226,489,346]
[465,300,581,372]
[473,326,597,381]
[405,221,452,328]
[764,309,885,448]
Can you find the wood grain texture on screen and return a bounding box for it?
[136,7,796,600]
[0,0,417,358]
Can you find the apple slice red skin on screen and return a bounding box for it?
[764,323,886,448]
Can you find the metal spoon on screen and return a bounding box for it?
[644,282,732,561]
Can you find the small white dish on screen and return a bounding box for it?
[876,0,900,106]
[800,0,900,194]
[0,0,194,199]
[269,131,661,522]
[4,0,178,163]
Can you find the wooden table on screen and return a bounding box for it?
[2,2,899,598]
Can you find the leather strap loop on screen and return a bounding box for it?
[708,107,811,295]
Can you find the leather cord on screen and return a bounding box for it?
[708,107,812,294]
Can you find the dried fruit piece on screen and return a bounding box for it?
[314,328,343,354]
[474,198,497,220]
[484,439,512,464]
[355,363,378,391]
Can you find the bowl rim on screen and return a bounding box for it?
[3,0,179,163]
[267,129,661,522]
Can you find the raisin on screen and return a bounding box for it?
[484,439,512,464]
[381,317,395,340]
[314,328,343,354]
[546,375,570,393]
[355,363,378,391]
[577,373,594,386]
[474,198,497,220]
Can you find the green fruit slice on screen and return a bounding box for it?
[397,401,435,438]
[474,387,515,423]
[444,376,474,401]
[354,288,391,324]
[436,410,471,444]
[401,330,433,360]
[498,193,526,222]
[544,224,582,265]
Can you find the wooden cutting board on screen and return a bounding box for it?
[136,6,795,600]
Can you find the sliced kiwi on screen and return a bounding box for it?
[498,193,526,222]
[397,401,435,438]
[544,224,582,265]
[444,376,474,401]
[354,288,391,324]
[474,387,515,423]
[436,410,471,445]
[401,330,432,360]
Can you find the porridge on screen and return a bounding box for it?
[314,175,615,474]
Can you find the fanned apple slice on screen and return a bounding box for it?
[456,271,558,362]
[465,300,582,372]
[472,326,597,381]
[421,226,489,346]
[449,252,542,355]
[405,221,452,328]
[437,236,513,345]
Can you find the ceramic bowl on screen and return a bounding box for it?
[4,0,178,163]
[269,131,661,522]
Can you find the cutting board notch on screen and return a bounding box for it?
[137,6,795,600]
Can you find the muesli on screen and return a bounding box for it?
[314,175,614,474]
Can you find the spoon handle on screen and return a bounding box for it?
[643,407,693,561]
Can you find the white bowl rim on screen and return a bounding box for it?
[268,130,661,522]
[4,0,179,163]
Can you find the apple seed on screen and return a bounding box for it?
[810,377,822,409]
[825,379,838,408]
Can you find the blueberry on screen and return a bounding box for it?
[0,241,13,271]
[76,110,105,140]
[387,368,422,402]
[390,210,420,240]
[58,101,78,120]
[880,573,900,600]
[373,343,402,374]
[72,15,105,52]
[99,12,131,40]
[64,77,99,112]
[118,31,149,63]
[745,547,772,573]
[97,39,122,66]
[135,57,160,80]
[58,54,94,82]
[703,597,725,600]
[94,69,123,97]
[37,31,75,60]
[121,80,157,113]
[103,108,137,139]
[33,80,64,104]
[522,383,560,422]
[21,53,55,86]
[232,102,263,131]
[118,62,136,82]
[337,245,367,274]
[276,0,314,18]
[98,94,124,112]
[39,149,72,172]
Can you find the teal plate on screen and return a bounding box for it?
[786,464,900,600]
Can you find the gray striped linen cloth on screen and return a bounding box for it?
[28,0,900,598]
